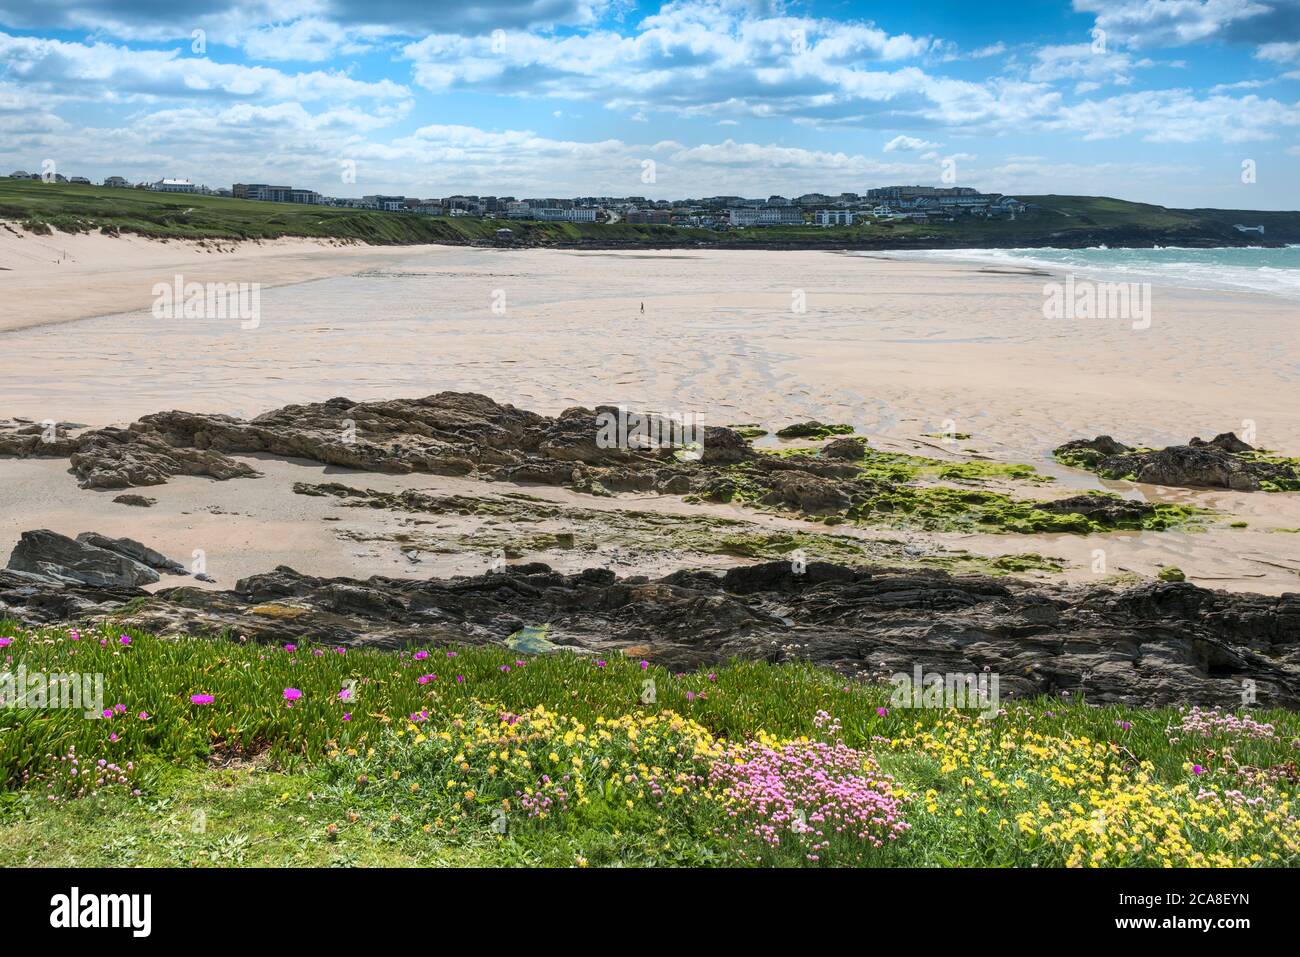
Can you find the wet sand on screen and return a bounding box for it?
[1,235,1297,593]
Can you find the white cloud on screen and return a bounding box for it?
[0,31,410,103]
[883,134,941,151]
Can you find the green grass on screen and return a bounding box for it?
[1,621,1298,867]
[4,179,1296,247]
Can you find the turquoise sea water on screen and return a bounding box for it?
[885,245,1300,301]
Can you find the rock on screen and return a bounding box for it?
[1035,494,1155,524]
[776,421,853,440]
[1055,432,1298,492]
[2,557,1297,709]
[822,437,867,460]
[5,529,160,587]
[112,494,156,507]
[1158,566,1187,582]
[758,471,852,513]
[74,533,188,575]
[1190,432,1254,453]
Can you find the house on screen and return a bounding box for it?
[103,176,129,188]
[69,176,91,185]
[625,209,671,225]
[815,209,856,227]
[152,178,196,193]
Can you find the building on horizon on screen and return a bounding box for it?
[152,178,196,193]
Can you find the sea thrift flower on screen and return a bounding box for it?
[190,694,214,705]
[413,650,429,661]
[119,635,131,646]
[284,644,296,652]
[283,688,302,702]
[0,638,14,648]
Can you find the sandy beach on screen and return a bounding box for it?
[2,230,1298,593]
[0,225,443,334]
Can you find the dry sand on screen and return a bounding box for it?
[2,231,1298,594]
[0,225,443,333]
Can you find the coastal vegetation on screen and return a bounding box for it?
[3,178,1297,248]
[1,622,1296,868]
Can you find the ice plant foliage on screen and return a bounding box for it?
[1,624,1298,867]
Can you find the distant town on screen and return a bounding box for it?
[3,169,1035,228]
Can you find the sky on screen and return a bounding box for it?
[2,0,1299,208]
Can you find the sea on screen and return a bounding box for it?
[881,245,1300,301]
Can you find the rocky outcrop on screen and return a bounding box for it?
[1034,493,1156,524]
[5,530,190,587]
[1055,432,1300,492]
[6,530,161,587]
[2,555,1297,710]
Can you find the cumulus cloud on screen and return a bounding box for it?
[883,134,941,151]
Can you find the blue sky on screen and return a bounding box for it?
[2,1,1299,207]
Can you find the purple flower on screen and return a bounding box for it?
[190,694,214,705]
[639,660,649,670]
[1193,764,1205,775]
[119,635,131,646]
[876,707,889,718]
[284,643,296,653]
[342,713,352,722]
[283,688,302,702]
[337,688,353,701]
[413,650,429,661]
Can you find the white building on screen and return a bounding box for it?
[815,209,856,227]
[152,178,196,193]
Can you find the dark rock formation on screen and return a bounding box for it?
[112,494,156,507]
[6,529,161,587]
[1035,493,1155,524]
[1055,432,1300,492]
[2,555,1297,710]
[74,533,188,575]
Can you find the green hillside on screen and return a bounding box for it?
[2,178,1297,249]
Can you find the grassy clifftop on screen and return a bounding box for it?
[2,178,1296,248]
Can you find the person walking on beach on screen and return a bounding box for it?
[640,301,645,314]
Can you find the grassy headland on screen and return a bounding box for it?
[3,178,1297,248]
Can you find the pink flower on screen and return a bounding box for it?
[0,638,14,648]
[595,660,607,668]
[284,643,296,652]
[337,688,352,701]
[283,688,302,702]
[500,665,511,673]
[312,649,324,657]
[876,707,889,717]
[707,674,716,682]
[190,694,214,705]
[1193,764,1205,775]
[119,635,131,646]
[342,713,351,722]
[109,733,119,743]
[334,647,346,655]
[639,660,649,670]
[418,674,436,685]
[413,650,429,661]
[446,651,458,659]
[138,712,149,720]
[456,675,465,684]
[686,691,696,702]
